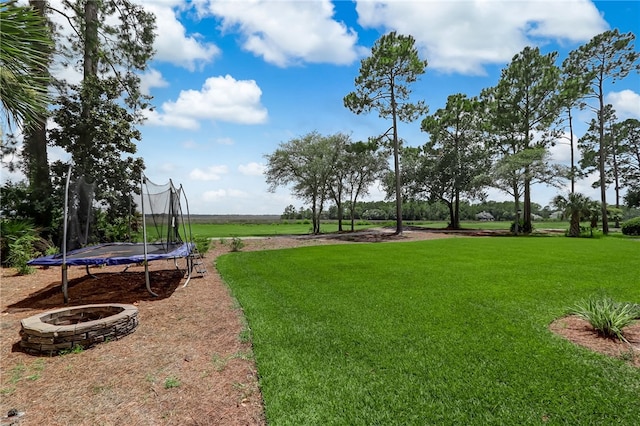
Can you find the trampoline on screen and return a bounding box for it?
[28,166,200,303]
[28,242,193,267]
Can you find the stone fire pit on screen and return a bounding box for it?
[20,303,138,355]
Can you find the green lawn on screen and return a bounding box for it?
[217,237,640,425]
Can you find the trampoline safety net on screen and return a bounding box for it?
[28,167,196,303]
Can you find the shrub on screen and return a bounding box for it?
[510,220,530,234]
[621,217,640,236]
[568,297,638,342]
[194,236,210,254]
[8,234,39,275]
[1,219,50,273]
[229,237,244,252]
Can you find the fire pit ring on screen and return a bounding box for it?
[20,303,138,355]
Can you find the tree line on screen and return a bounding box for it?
[265,31,640,235]
[283,200,549,223]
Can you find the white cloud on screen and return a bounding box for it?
[549,132,579,163]
[189,165,229,181]
[205,0,364,67]
[182,140,199,149]
[606,90,640,120]
[573,170,601,198]
[228,188,249,198]
[143,109,199,130]
[238,162,266,176]
[140,68,169,96]
[141,1,220,71]
[44,0,218,84]
[202,189,227,201]
[355,0,608,75]
[145,75,268,129]
[159,163,177,173]
[202,188,249,202]
[217,137,235,145]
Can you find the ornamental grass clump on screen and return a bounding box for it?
[569,297,638,342]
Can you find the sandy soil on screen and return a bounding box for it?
[1,228,637,426]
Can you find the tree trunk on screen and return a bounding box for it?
[446,200,454,229]
[24,124,51,226]
[523,174,532,233]
[610,123,621,228]
[349,202,355,232]
[523,108,532,233]
[597,75,609,234]
[568,107,575,194]
[513,195,521,235]
[390,83,402,235]
[311,195,318,235]
[453,189,460,229]
[568,213,581,237]
[24,0,52,229]
[79,0,99,168]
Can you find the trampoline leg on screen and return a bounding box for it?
[183,257,192,288]
[62,264,69,304]
[85,264,97,278]
[144,261,159,297]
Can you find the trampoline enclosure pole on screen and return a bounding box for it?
[62,163,72,303]
[141,173,158,297]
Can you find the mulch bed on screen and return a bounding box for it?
[1,256,264,425]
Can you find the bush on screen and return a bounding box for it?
[621,217,640,236]
[194,236,210,255]
[1,220,46,267]
[7,234,39,275]
[229,237,244,252]
[568,297,638,342]
[510,220,530,234]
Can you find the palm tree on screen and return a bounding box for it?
[0,0,53,129]
[552,193,594,237]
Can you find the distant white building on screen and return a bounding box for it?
[549,211,563,220]
[476,211,494,221]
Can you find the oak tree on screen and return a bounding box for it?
[264,132,338,234]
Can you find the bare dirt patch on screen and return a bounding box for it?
[1,228,635,425]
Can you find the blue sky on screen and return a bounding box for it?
[6,0,640,215]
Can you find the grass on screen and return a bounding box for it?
[164,376,180,389]
[217,237,640,425]
[189,221,375,238]
[1,360,46,395]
